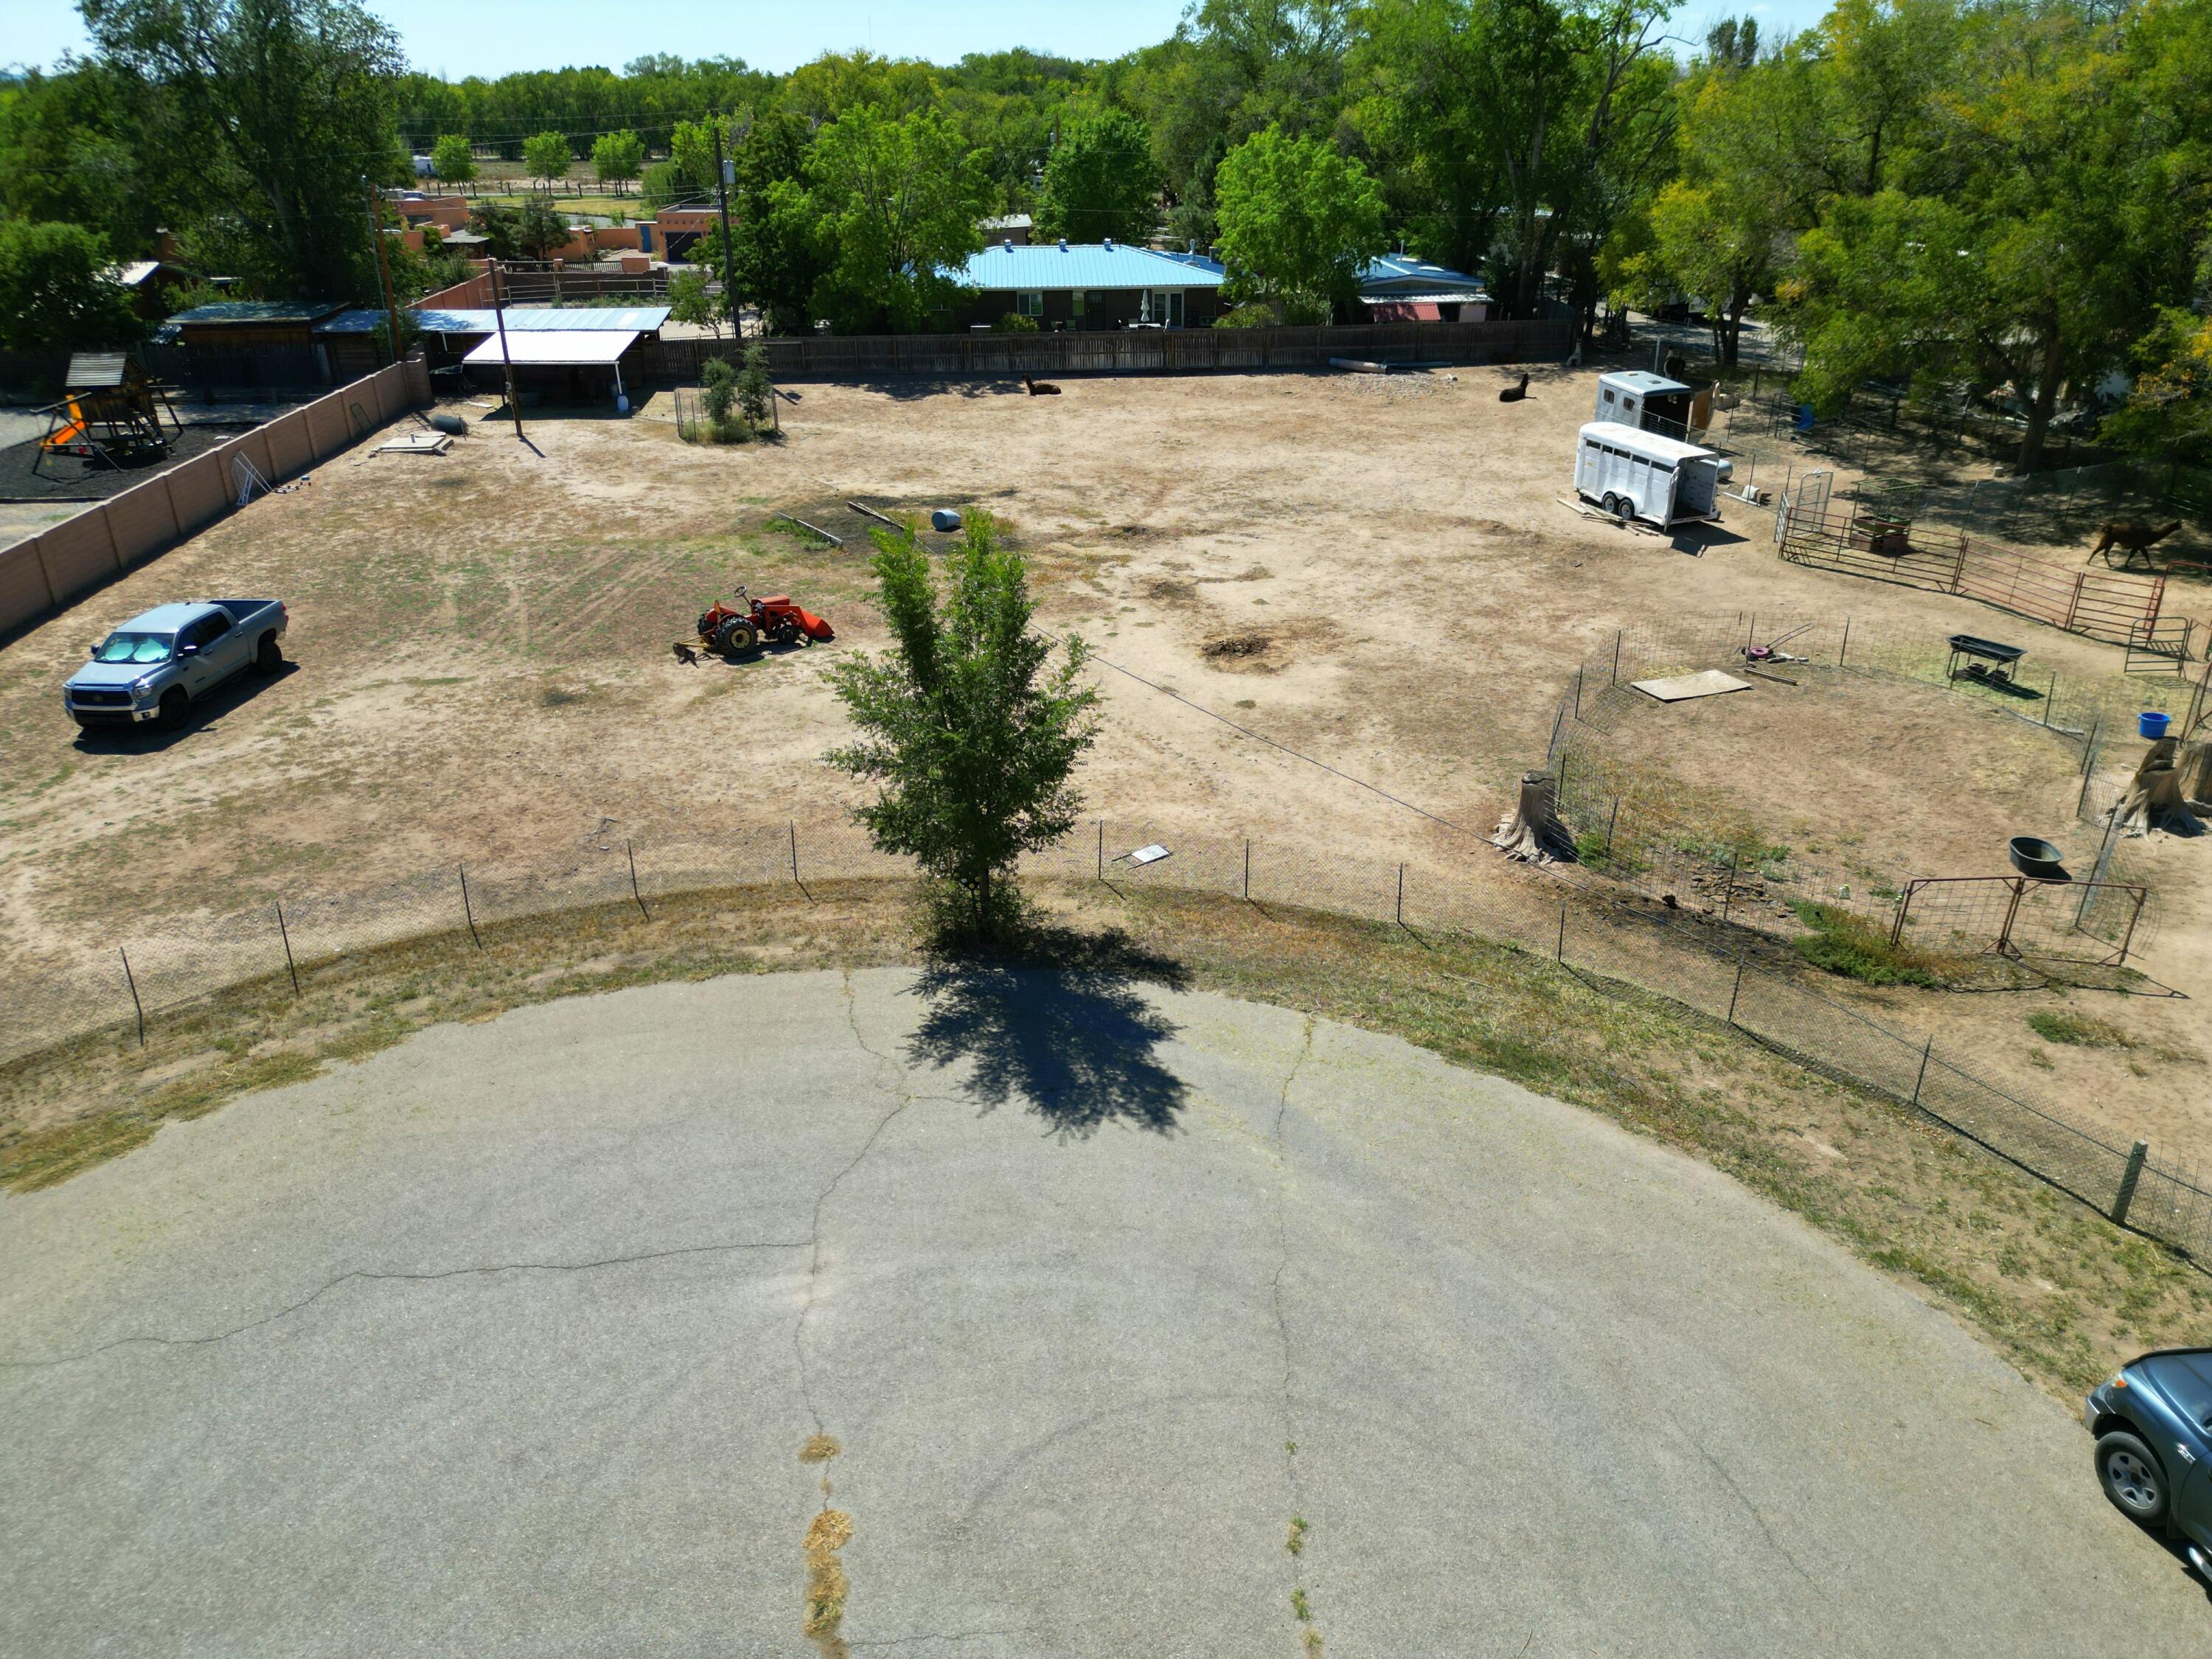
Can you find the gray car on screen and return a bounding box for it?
[2085,1347,2212,1575]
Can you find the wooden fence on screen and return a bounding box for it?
[1778,498,2168,647]
[0,357,431,640]
[656,318,1573,383]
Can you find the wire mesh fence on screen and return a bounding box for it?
[6,804,2209,1268]
[1542,611,2175,970]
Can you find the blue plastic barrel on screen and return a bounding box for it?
[2140,711,2171,740]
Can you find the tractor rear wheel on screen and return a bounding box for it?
[715,617,761,658]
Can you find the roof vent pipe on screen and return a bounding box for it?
[1102,235,1113,251]
[1059,237,1068,251]
[1004,237,1012,252]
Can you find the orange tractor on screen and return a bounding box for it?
[695,585,835,658]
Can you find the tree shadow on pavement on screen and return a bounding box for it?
[904,929,1192,1138]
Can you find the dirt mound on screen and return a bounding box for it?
[1203,632,1277,669]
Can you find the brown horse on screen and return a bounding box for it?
[2089,521,2182,568]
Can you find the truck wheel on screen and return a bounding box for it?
[2096,1431,2169,1526]
[157,689,189,732]
[254,632,282,672]
[715,617,760,658]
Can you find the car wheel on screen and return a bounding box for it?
[2097,1431,2170,1526]
[157,688,189,733]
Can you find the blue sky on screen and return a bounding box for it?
[12,0,1834,78]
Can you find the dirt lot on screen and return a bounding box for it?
[2,361,2208,1155]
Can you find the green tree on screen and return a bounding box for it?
[804,103,992,332]
[1034,110,1161,245]
[516,198,571,260]
[523,130,571,194]
[667,266,726,337]
[1213,125,1386,320]
[431,133,476,187]
[83,0,410,300]
[466,198,524,260]
[1638,181,1777,364]
[0,221,142,351]
[826,513,1099,941]
[591,129,646,195]
[700,355,737,434]
[737,341,774,430]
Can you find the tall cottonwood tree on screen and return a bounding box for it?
[827,515,1099,942]
[83,0,408,298]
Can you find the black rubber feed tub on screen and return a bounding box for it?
[2008,836,2069,881]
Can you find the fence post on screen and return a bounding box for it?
[2043,671,2056,726]
[1837,616,1850,668]
[2112,1140,2150,1228]
[1726,954,1745,1026]
[1604,797,1621,860]
[1721,847,1740,922]
[1910,1037,1933,1109]
[459,861,482,949]
[274,900,300,995]
[119,946,145,1048]
[1396,863,1405,927]
[1610,631,1623,686]
[1556,900,1568,964]
[1573,666,1585,719]
[1097,818,1105,880]
[1243,838,1251,901]
[627,838,649,920]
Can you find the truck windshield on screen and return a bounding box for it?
[95,633,174,665]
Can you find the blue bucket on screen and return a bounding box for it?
[2140,711,2171,740]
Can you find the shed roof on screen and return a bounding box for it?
[954,242,1228,291]
[462,330,640,366]
[168,301,348,326]
[316,306,669,336]
[1357,253,1489,297]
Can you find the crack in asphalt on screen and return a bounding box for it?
[0,1235,813,1371]
[1270,1020,1319,1644]
[1680,1424,1824,1595]
[791,968,921,1432]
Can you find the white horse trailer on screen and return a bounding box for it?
[1573,420,1729,528]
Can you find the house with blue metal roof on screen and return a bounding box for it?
[947,237,1227,331]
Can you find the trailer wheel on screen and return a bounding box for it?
[1601,493,1621,518]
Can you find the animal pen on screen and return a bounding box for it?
[1775,475,2173,649]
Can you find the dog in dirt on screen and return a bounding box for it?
[1023,377,1062,396]
[672,641,700,666]
[1498,372,1531,403]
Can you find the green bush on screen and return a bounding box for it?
[1214,302,1276,328]
[2025,1010,2134,1048]
[1788,900,1947,987]
[993,311,1040,333]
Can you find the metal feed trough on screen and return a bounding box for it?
[1945,633,2025,686]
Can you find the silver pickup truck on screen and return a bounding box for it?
[63,599,288,732]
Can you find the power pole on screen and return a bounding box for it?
[490,258,521,439]
[364,176,406,369]
[711,114,739,339]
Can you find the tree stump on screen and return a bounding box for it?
[1495,771,1575,863]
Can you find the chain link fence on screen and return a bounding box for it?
[6,800,2209,1269]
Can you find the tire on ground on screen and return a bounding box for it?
[2096,1430,2170,1526]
